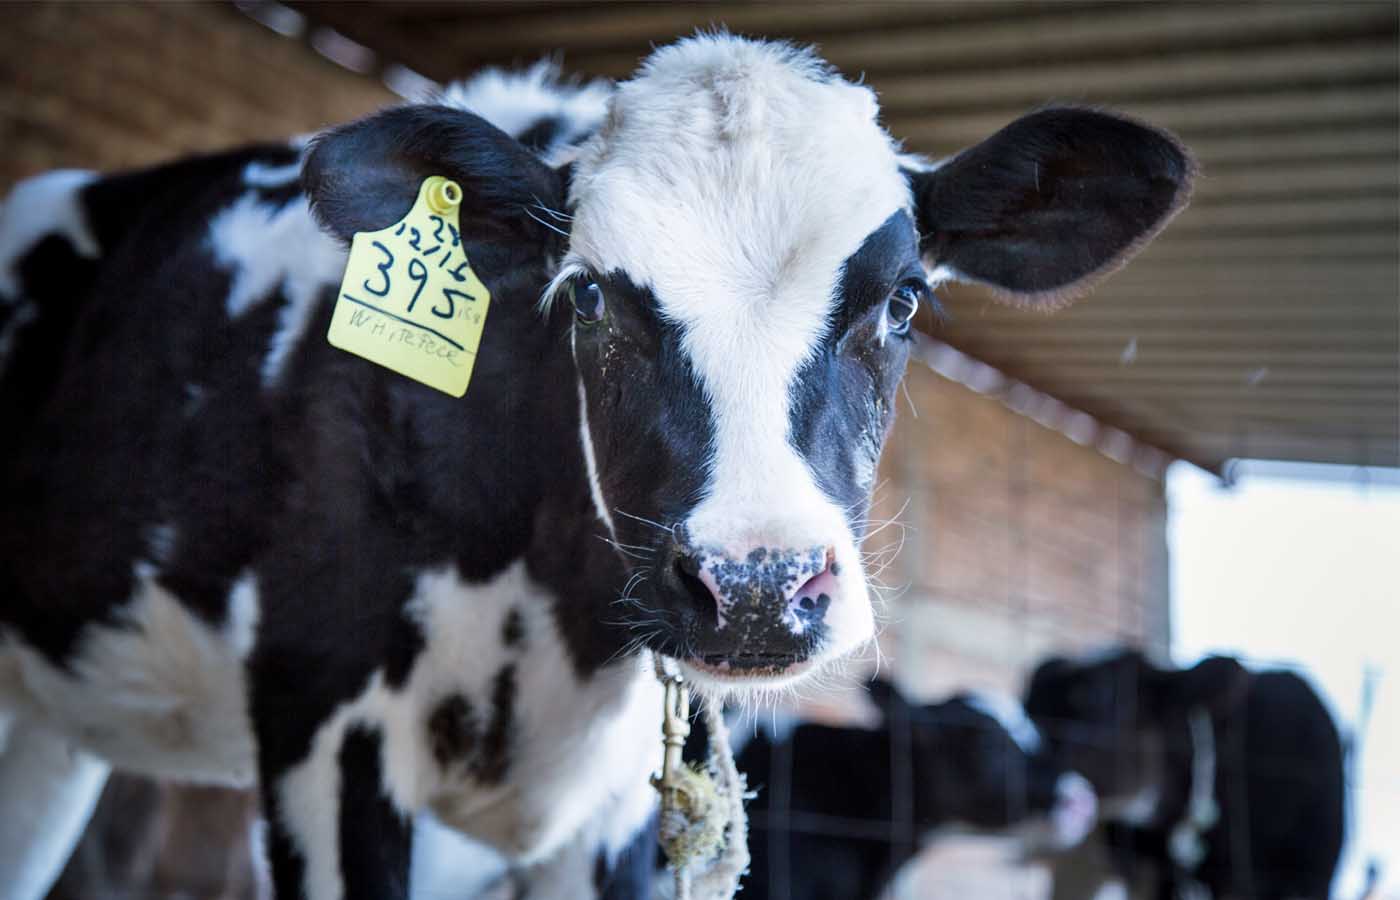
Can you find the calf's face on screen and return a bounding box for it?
[305,36,1194,690]
[870,683,1097,848]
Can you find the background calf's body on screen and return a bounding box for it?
[731,683,1097,900]
[1025,650,1346,899]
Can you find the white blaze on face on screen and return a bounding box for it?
[564,37,912,662]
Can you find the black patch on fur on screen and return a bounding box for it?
[0,145,313,667]
[515,115,566,154]
[560,270,717,664]
[473,664,516,784]
[788,211,919,533]
[428,693,479,768]
[501,607,527,648]
[338,725,411,900]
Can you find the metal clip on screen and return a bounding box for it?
[657,670,690,792]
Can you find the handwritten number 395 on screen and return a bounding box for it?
[362,234,475,317]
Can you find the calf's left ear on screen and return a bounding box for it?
[907,107,1195,307]
[302,105,566,252]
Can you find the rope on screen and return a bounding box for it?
[652,654,750,900]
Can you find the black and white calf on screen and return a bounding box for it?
[1024,649,1347,900]
[0,35,1192,900]
[730,680,1098,900]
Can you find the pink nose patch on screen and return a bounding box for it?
[693,545,835,631]
[787,566,838,632]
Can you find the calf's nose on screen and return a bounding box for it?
[674,544,838,632]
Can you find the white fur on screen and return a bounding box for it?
[0,170,100,298]
[273,561,661,895]
[439,61,612,167]
[402,563,660,863]
[563,36,912,671]
[0,720,109,900]
[144,522,178,566]
[1051,772,1099,849]
[1112,782,1162,826]
[410,814,509,900]
[205,192,347,386]
[965,691,1044,755]
[0,563,258,785]
[1168,708,1218,871]
[577,376,617,537]
[243,158,303,189]
[225,571,261,660]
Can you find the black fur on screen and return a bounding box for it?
[788,210,920,531]
[475,664,516,785]
[338,725,412,900]
[1025,649,1345,900]
[428,693,478,768]
[699,680,1076,900]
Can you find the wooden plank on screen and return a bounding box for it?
[871,41,1399,115]
[1186,160,1399,202]
[1130,232,1398,261]
[945,348,1400,370]
[384,1,1075,58]
[1162,196,1397,231]
[1090,260,1400,286]
[980,366,1399,387]
[567,2,1397,80]
[1177,128,1400,169]
[890,85,1399,151]
[1053,383,1398,403]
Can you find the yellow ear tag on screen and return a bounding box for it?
[327,176,490,398]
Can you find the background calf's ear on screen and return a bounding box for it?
[1166,656,1251,717]
[302,105,565,251]
[908,107,1195,307]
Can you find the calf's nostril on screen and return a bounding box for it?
[673,557,716,616]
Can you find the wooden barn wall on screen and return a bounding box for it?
[874,364,1171,701]
[0,2,393,190]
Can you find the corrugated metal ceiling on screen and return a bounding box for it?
[287,1,1400,472]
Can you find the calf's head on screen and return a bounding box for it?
[868,680,1097,848]
[1023,649,1249,811]
[305,36,1194,690]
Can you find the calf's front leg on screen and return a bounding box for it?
[255,698,414,900]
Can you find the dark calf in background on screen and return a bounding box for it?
[1024,649,1345,900]
[702,679,1097,900]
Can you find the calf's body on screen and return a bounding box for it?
[0,35,1192,900]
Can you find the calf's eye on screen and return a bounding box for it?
[571,280,606,325]
[886,281,924,335]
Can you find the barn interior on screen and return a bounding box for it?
[1,2,1396,898]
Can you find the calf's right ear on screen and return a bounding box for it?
[302,105,566,252]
